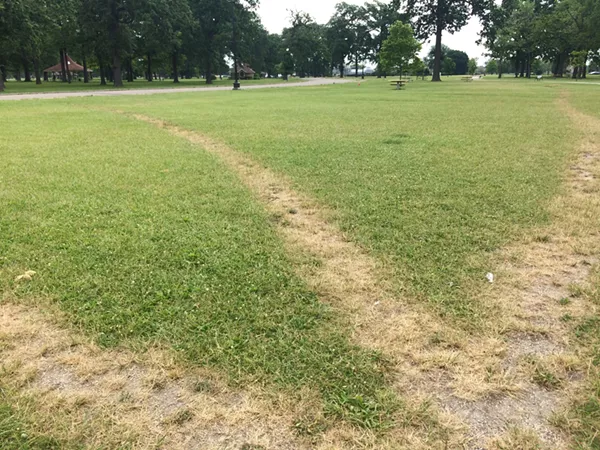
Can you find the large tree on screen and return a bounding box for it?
[283,11,328,77]
[326,3,356,77]
[78,0,139,87]
[135,0,191,82]
[189,0,258,84]
[365,0,407,77]
[407,0,486,81]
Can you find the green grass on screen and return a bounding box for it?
[0,401,63,449]
[1,77,598,438]
[96,77,577,320]
[0,77,291,94]
[0,104,392,426]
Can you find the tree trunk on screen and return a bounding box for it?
[582,52,588,79]
[66,52,72,83]
[205,63,213,84]
[112,51,123,87]
[572,66,578,79]
[339,63,344,78]
[432,21,443,82]
[59,49,67,82]
[519,57,525,77]
[23,57,32,82]
[172,51,179,83]
[526,53,531,78]
[83,53,89,83]
[100,63,106,85]
[205,45,213,84]
[147,54,152,82]
[127,58,134,82]
[498,58,503,78]
[33,59,42,84]
[0,68,5,92]
[43,71,49,82]
[355,54,359,77]
[553,54,564,77]
[1,65,6,82]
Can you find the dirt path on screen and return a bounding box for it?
[0,78,353,101]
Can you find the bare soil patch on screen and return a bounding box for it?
[0,302,308,449]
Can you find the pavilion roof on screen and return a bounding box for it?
[44,55,91,73]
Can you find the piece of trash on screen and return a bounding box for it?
[15,270,36,282]
[486,273,494,283]
[374,301,380,306]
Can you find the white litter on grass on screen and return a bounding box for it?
[486,272,494,283]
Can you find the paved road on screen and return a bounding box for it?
[0,78,354,101]
[561,81,600,86]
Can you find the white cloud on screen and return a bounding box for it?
[256,0,488,64]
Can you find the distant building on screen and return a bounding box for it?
[234,63,256,80]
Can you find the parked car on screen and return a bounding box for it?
[590,71,600,75]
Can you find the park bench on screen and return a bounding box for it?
[461,76,473,82]
[390,80,407,90]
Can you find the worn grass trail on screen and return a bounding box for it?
[435,92,600,448]
[117,83,600,448]
[0,104,391,448]
[125,112,459,447]
[123,90,599,447]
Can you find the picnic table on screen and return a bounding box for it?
[390,80,407,90]
[461,76,473,82]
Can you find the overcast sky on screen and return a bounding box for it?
[257,0,488,64]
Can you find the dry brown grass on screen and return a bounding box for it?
[440,92,600,447]
[0,301,311,449]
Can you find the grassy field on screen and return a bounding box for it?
[0,104,391,425]
[1,76,599,447]
[98,77,576,319]
[0,76,290,94]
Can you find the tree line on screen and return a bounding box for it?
[480,0,600,78]
[1,0,599,92]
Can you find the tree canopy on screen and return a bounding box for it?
[407,0,486,81]
[379,21,420,76]
[480,0,600,79]
[1,0,599,91]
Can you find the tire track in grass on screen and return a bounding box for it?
[8,101,597,447]
[126,113,476,448]
[121,112,556,447]
[444,93,600,448]
[126,100,600,448]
